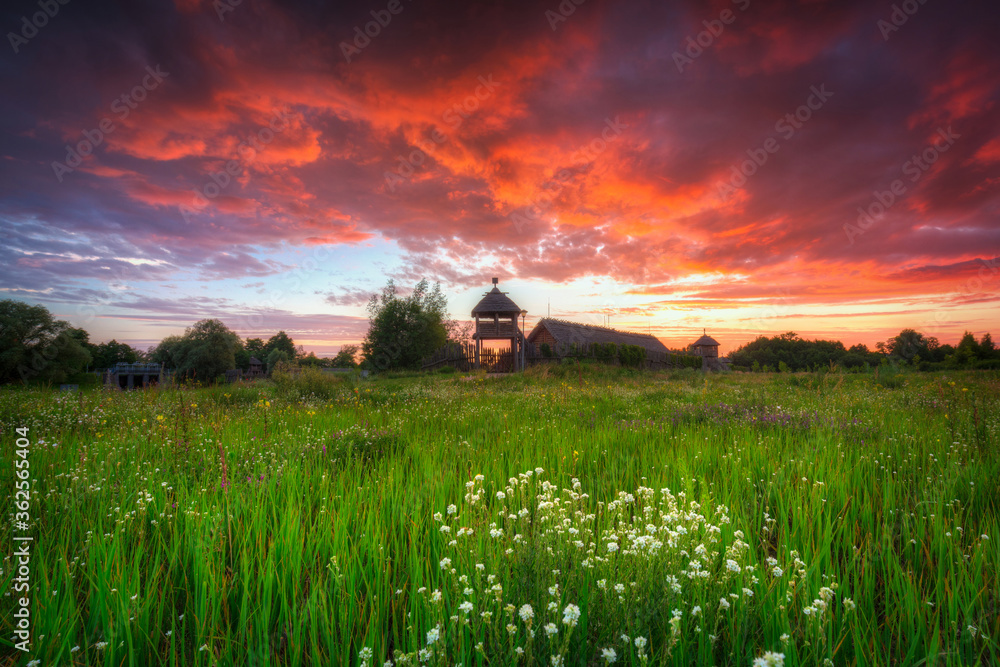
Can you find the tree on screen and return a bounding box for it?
[266,349,290,374]
[264,331,297,360]
[955,331,979,366]
[331,344,360,367]
[90,339,139,369]
[886,329,933,363]
[979,332,995,359]
[151,319,241,381]
[362,279,450,370]
[0,300,92,384]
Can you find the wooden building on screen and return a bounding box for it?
[526,318,668,354]
[691,331,720,358]
[691,330,730,371]
[472,278,526,372]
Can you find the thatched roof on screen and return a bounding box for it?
[472,286,523,316]
[692,334,720,347]
[528,318,668,354]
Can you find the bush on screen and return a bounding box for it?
[678,354,703,370]
[592,342,618,364]
[618,344,646,368]
[272,366,346,400]
[539,343,553,358]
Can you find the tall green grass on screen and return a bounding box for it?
[0,369,996,665]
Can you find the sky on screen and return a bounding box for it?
[2,0,999,357]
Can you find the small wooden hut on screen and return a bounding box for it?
[472,278,526,372]
[691,330,720,358]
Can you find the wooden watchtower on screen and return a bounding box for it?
[472,278,526,372]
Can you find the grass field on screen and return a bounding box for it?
[1,366,997,666]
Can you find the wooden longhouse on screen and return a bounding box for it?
[527,318,669,355]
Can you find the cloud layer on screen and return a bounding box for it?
[2,0,998,349]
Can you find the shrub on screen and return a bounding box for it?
[272,366,346,400]
[592,342,618,364]
[618,344,646,368]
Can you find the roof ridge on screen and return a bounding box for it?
[539,317,659,339]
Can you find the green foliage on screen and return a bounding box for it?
[331,344,360,367]
[264,331,297,360]
[88,339,139,369]
[151,318,241,381]
[1,371,996,665]
[591,342,618,363]
[0,299,92,384]
[539,342,554,358]
[235,337,266,370]
[617,343,646,367]
[362,279,450,371]
[271,366,346,400]
[265,349,290,374]
[679,354,703,369]
[732,333,881,371]
[327,425,402,464]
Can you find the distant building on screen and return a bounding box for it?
[691,331,720,358]
[690,330,730,371]
[527,318,668,355]
[106,362,164,389]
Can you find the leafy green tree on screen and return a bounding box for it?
[886,329,936,363]
[978,332,995,359]
[729,333,868,372]
[266,349,290,374]
[955,331,979,366]
[0,300,92,384]
[91,339,139,369]
[362,279,450,370]
[331,344,360,367]
[151,319,241,381]
[264,331,297,360]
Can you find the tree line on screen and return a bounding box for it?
[0,299,359,385]
[729,329,999,372]
[5,287,995,386]
[0,279,456,384]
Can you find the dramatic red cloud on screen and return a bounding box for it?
[2,0,998,351]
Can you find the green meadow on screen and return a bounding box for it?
[1,366,997,666]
